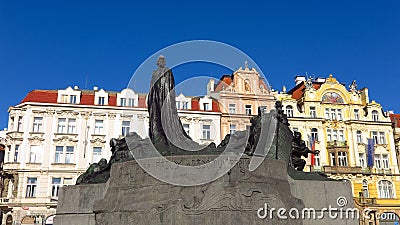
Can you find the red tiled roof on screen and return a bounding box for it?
[214,75,233,92]
[390,114,400,128]
[19,90,220,112]
[288,82,323,100]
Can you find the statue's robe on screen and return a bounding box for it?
[148,67,197,153]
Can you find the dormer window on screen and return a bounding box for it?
[372,110,379,121]
[58,87,81,104]
[203,103,210,111]
[120,98,134,107]
[70,95,77,104]
[98,97,105,105]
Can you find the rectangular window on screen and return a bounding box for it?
[120,98,126,106]
[229,124,237,134]
[183,123,190,136]
[382,154,389,169]
[330,109,337,120]
[337,109,343,120]
[67,119,76,134]
[325,109,330,119]
[372,131,378,145]
[327,129,332,142]
[374,154,382,169]
[93,147,102,163]
[338,130,344,142]
[314,154,321,167]
[70,95,77,104]
[29,146,41,163]
[61,94,69,103]
[245,105,252,115]
[63,178,73,186]
[9,116,14,132]
[310,107,316,118]
[57,118,67,133]
[338,152,348,166]
[51,178,61,198]
[121,121,130,136]
[229,104,236,114]
[359,153,365,168]
[55,146,63,163]
[182,102,188,110]
[65,146,74,164]
[354,109,360,120]
[128,98,134,107]
[202,125,211,140]
[98,97,105,105]
[121,98,134,107]
[356,131,363,143]
[14,145,19,162]
[17,116,23,132]
[26,177,37,197]
[94,120,104,135]
[379,132,386,144]
[32,117,43,133]
[330,152,336,166]
[203,103,210,111]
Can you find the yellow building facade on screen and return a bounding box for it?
[275,75,400,224]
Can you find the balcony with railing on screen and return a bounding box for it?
[323,165,364,174]
[326,140,348,148]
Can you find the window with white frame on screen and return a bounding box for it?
[337,109,343,120]
[382,154,389,169]
[372,110,379,121]
[54,146,75,164]
[330,109,337,120]
[98,97,106,105]
[356,131,363,143]
[228,104,236,114]
[286,105,293,117]
[9,116,14,131]
[32,117,43,133]
[26,177,37,197]
[338,152,348,166]
[94,120,104,135]
[359,153,366,168]
[354,109,360,120]
[51,178,61,198]
[17,116,23,132]
[325,109,330,119]
[121,121,130,136]
[203,103,210,111]
[314,154,321,167]
[327,129,345,142]
[57,118,76,134]
[310,106,316,118]
[183,124,190,136]
[70,95,77,104]
[29,146,41,163]
[177,101,189,110]
[325,108,344,120]
[378,180,394,199]
[379,132,386,144]
[93,147,102,163]
[120,98,134,107]
[371,131,378,144]
[374,154,382,168]
[61,94,69,103]
[63,178,73,186]
[230,124,237,134]
[245,105,252,115]
[202,125,211,140]
[330,152,336,166]
[311,128,318,141]
[14,145,19,162]
[362,180,369,198]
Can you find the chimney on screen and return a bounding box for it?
[93,86,99,91]
[74,85,79,90]
[295,76,306,85]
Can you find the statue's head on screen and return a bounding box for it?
[294,131,301,140]
[275,101,283,109]
[157,55,166,68]
[98,158,107,167]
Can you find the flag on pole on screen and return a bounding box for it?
[367,138,374,167]
[309,135,316,166]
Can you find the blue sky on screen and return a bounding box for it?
[0,1,399,129]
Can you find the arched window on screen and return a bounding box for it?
[372,110,379,121]
[286,105,293,117]
[311,128,318,141]
[362,179,369,198]
[378,180,394,199]
[356,130,362,143]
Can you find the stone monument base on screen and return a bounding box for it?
[55,156,358,225]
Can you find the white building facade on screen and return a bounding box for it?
[0,86,221,225]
